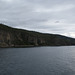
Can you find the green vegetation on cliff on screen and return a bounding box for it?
[0,23,75,47]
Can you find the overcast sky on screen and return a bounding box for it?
[0,0,75,38]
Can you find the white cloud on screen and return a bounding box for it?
[35,4,75,13]
[62,32,75,38]
[2,0,13,2]
[0,0,75,38]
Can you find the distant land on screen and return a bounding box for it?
[0,23,75,48]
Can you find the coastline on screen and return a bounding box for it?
[0,45,75,48]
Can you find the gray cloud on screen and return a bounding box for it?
[0,0,75,37]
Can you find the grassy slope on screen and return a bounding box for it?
[0,23,75,47]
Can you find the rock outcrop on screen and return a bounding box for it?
[0,23,75,47]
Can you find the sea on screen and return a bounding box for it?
[0,46,75,75]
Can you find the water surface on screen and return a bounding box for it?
[0,46,75,75]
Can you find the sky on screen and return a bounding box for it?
[0,0,75,38]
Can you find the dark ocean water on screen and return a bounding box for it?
[0,46,75,75]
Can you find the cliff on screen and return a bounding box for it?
[0,23,75,47]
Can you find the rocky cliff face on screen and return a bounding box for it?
[0,24,75,47]
[0,29,14,47]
